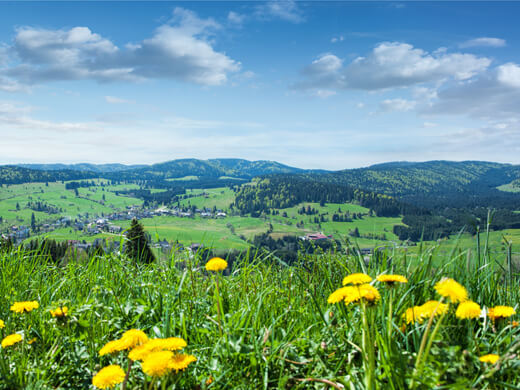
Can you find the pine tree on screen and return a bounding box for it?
[125,218,155,263]
[31,212,36,232]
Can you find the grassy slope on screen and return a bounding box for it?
[0,240,519,388]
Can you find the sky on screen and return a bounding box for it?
[0,1,520,169]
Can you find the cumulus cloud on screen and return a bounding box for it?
[256,0,304,23]
[295,42,491,92]
[379,98,416,112]
[460,37,506,48]
[0,7,240,89]
[423,63,520,122]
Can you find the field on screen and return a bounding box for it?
[1,238,519,389]
[4,181,520,260]
[0,180,142,229]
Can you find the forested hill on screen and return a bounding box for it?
[17,163,146,172]
[1,159,305,184]
[233,175,410,218]
[301,161,520,209]
[0,166,97,185]
[124,158,305,180]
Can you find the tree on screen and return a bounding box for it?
[125,218,155,263]
[31,212,36,231]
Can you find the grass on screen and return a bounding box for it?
[1,236,519,389]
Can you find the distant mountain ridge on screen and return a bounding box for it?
[1,158,306,184]
[3,160,520,208]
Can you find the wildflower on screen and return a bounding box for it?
[456,301,481,320]
[0,319,4,329]
[10,301,39,313]
[403,306,423,325]
[376,274,408,285]
[129,343,154,361]
[50,306,68,317]
[488,306,516,321]
[119,329,148,349]
[402,301,448,325]
[420,300,448,318]
[205,257,228,272]
[327,287,351,304]
[92,365,125,389]
[434,278,467,303]
[169,353,197,372]
[1,333,22,348]
[128,337,187,361]
[142,350,175,377]
[99,339,126,356]
[512,321,519,328]
[479,354,499,364]
[27,337,37,345]
[150,337,187,351]
[339,284,380,305]
[342,273,372,286]
[206,376,214,385]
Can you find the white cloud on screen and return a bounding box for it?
[105,96,132,104]
[460,37,506,48]
[379,98,416,112]
[0,7,240,89]
[423,63,520,125]
[295,42,491,92]
[228,11,246,25]
[423,122,438,128]
[331,36,344,43]
[496,63,520,88]
[256,0,304,23]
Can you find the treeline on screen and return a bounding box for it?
[0,166,96,185]
[65,181,98,190]
[233,176,405,217]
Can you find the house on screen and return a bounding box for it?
[301,233,333,241]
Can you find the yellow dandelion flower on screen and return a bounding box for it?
[142,350,174,377]
[205,257,228,272]
[2,333,22,348]
[456,301,481,320]
[99,339,126,356]
[358,284,380,303]
[376,274,408,285]
[420,300,448,318]
[27,337,37,345]
[0,319,4,329]
[434,278,468,303]
[206,376,214,385]
[342,273,372,286]
[512,320,519,328]
[10,301,39,313]
[327,287,351,304]
[342,284,380,305]
[403,306,423,325]
[129,343,154,361]
[92,365,125,389]
[479,354,499,364]
[168,353,197,372]
[403,301,448,325]
[50,306,68,317]
[488,306,516,321]
[119,329,148,350]
[152,337,187,351]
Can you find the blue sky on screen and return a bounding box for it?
[0,1,519,169]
